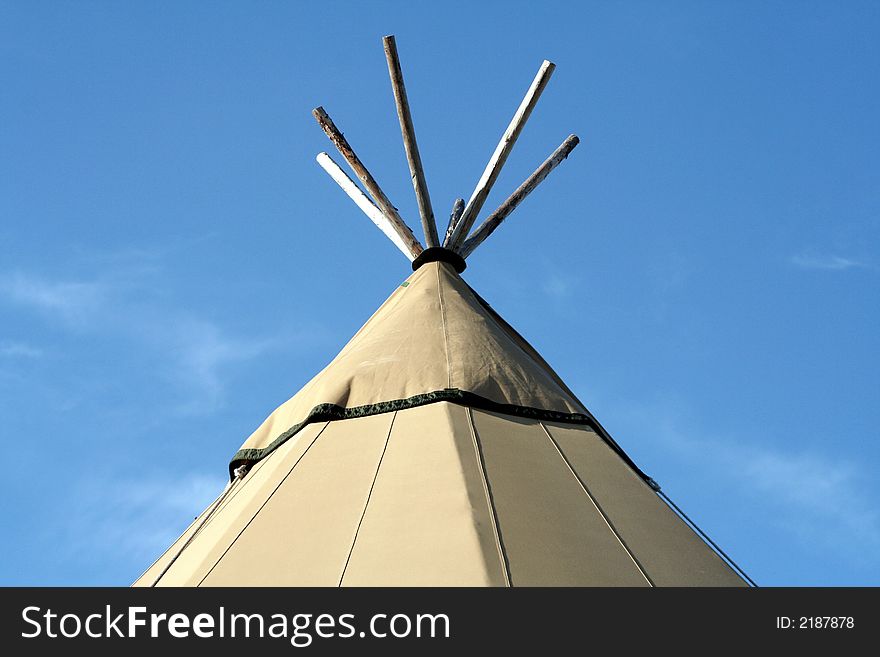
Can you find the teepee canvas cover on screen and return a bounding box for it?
[135,263,746,586]
[135,37,749,587]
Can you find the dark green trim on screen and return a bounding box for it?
[228,389,593,475]
[228,388,651,485]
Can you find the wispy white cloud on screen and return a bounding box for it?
[0,272,106,325]
[0,266,282,414]
[64,471,226,573]
[69,233,219,274]
[0,340,43,358]
[790,253,869,271]
[543,273,574,300]
[667,424,880,556]
[158,318,276,414]
[734,447,879,550]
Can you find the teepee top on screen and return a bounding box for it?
[236,263,577,459]
[233,36,641,483]
[231,260,653,491]
[313,35,579,271]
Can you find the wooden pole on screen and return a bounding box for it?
[316,152,417,261]
[447,59,556,252]
[443,198,465,248]
[312,106,423,258]
[383,35,440,248]
[459,135,580,259]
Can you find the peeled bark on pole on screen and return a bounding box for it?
[443,198,465,248]
[448,60,556,252]
[316,152,416,261]
[459,135,580,259]
[312,106,423,259]
[383,35,439,248]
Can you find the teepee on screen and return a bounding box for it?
[135,36,752,587]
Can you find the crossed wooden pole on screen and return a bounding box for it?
[313,35,580,263]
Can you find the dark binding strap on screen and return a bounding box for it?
[229,388,593,477]
[412,247,467,273]
[228,387,656,491]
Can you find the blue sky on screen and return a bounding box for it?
[1,1,877,586]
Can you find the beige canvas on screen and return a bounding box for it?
[135,260,746,587]
[135,403,744,586]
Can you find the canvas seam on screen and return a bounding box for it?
[466,284,586,409]
[539,421,655,587]
[467,407,512,587]
[464,284,654,487]
[134,448,275,585]
[195,421,330,586]
[338,411,397,586]
[436,263,453,388]
[138,483,232,586]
